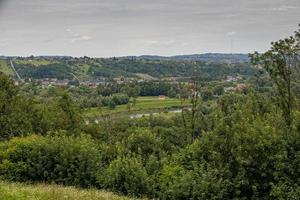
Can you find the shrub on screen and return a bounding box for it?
[0,134,101,187]
[159,164,228,200]
[100,156,150,197]
[122,128,161,159]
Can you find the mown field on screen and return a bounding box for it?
[0,181,140,200]
[84,96,190,117]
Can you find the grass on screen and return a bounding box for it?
[0,181,140,200]
[0,59,13,75]
[84,96,190,117]
[72,63,91,79]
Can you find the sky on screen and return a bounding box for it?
[0,0,299,57]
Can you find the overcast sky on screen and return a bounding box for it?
[0,0,299,57]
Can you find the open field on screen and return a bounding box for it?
[0,181,140,200]
[84,96,190,118]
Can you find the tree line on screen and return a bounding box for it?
[6,56,257,80]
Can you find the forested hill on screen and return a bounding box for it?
[0,53,255,80]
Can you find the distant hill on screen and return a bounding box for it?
[3,53,250,63]
[0,54,255,80]
[124,53,250,63]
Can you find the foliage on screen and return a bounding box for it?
[0,134,101,188]
[0,73,34,140]
[100,157,150,197]
[251,26,300,127]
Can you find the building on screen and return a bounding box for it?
[158,95,167,100]
[225,76,238,82]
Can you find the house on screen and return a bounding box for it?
[158,95,166,100]
[224,87,235,93]
[225,76,238,82]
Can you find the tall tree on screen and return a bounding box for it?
[251,25,300,128]
[57,93,82,132]
[0,73,33,140]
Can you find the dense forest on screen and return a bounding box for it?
[0,28,299,200]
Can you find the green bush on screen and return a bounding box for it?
[121,128,161,159]
[159,164,228,200]
[0,134,101,187]
[100,156,150,197]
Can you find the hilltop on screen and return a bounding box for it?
[123,53,250,62]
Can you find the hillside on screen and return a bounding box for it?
[0,59,13,75]
[0,54,255,80]
[0,181,140,200]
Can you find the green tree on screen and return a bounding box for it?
[0,73,33,140]
[167,87,177,98]
[251,25,300,128]
[201,88,213,101]
[123,85,140,110]
[57,93,82,132]
[108,99,116,110]
[122,85,140,99]
[213,85,224,96]
[101,157,150,197]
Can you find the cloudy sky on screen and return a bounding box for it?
[0,0,299,57]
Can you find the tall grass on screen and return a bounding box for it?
[0,181,140,200]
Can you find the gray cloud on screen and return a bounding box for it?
[0,0,7,13]
[0,0,299,57]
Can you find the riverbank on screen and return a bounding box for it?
[84,96,191,119]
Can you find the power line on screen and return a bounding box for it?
[9,59,22,81]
